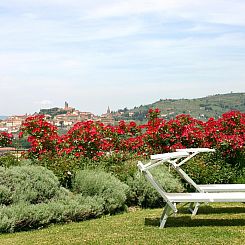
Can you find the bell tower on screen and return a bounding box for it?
[65,101,69,110]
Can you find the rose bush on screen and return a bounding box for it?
[0,132,13,147]
[19,110,245,168]
[19,115,59,158]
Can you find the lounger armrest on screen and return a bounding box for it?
[151,151,189,160]
[176,148,215,153]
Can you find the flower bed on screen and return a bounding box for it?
[18,110,245,166]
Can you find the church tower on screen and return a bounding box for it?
[65,101,69,110]
[107,106,111,114]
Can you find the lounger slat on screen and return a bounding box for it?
[166,192,245,202]
[199,184,245,192]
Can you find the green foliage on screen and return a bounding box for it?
[227,149,245,169]
[0,153,19,168]
[72,169,129,214]
[0,164,63,205]
[126,164,184,208]
[182,153,237,187]
[39,107,68,118]
[34,152,140,188]
[12,136,31,149]
[108,158,138,182]
[32,154,90,188]
[234,167,245,184]
[0,195,104,233]
[93,152,140,181]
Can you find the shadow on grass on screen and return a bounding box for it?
[145,216,245,228]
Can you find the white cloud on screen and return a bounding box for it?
[35,100,53,108]
[81,0,245,27]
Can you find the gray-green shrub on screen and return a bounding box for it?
[0,195,104,233]
[0,165,63,205]
[0,163,108,233]
[72,169,129,214]
[126,164,185,208]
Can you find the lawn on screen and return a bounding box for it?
[0,203,245,245]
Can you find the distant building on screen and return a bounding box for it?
[0,115,28,133]
[64,101,75,112]
[65,101,69,110]
[0,126,8,132]
[1,103,116,132]
[99,107,115,125]
[107,106,111,114]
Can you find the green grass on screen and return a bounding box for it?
[1,203,245,245]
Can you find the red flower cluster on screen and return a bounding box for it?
[19,115,59,158]
[19,109,245,162]
[0,132,13,147]
[204,111,245,157]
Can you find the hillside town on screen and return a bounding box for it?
[0,102,119,133]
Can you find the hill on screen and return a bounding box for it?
[113,92,245,122]
[39,107,68,118]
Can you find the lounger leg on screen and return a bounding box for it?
[192,203,200,216]
[160,204,171,228]
[188,202,200,216]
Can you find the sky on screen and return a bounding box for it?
[0,0,245,116]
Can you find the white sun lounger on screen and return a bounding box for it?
[138,152,245,228]
[152,148,245,213]
[172,148,245,213]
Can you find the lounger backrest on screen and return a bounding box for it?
[150,151,189,160]
[171,148,216,192]
[150,149,209,192]
[137,161,177,211]
[176,148,216,154]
